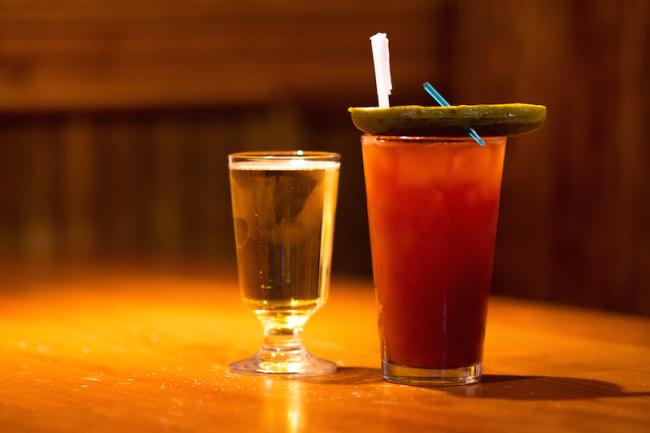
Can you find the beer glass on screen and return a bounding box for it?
[228,151,340,375]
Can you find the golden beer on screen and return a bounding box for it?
[228,151,340,375]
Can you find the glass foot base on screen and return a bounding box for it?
[383,360,481,386]
[230,347,337,376]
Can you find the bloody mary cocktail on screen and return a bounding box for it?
[362,135,506,385]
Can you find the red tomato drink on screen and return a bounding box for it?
[362,135,506,385]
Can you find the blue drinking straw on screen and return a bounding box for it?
[423,82,485,146]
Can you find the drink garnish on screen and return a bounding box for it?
[423,82,485,146]
[363,33,546,138]
[348,104,546,137]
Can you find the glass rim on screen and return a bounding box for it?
[229,150,340,163]
[362,135,506,143]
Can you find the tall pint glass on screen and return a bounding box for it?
[362,135,506,385]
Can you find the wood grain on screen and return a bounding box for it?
[0,269,648,433]
[0,0,441,111]
[0,0,648,315]
[451,0,650,316]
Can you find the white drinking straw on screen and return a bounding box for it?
[370,33,392,108]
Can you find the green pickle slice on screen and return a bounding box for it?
[348,104,546,137]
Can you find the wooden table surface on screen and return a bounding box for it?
[0,268,648,433]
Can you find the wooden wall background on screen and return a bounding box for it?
[0,0,648,314]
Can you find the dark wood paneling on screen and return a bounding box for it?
[0,0,648,314]
[0,0,443,110]
[446,0,650,313]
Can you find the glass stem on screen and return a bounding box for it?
[262,326,304,352]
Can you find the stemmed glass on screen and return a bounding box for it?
[228,151,340,375]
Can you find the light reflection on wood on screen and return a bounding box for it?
[0,270,648,433]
